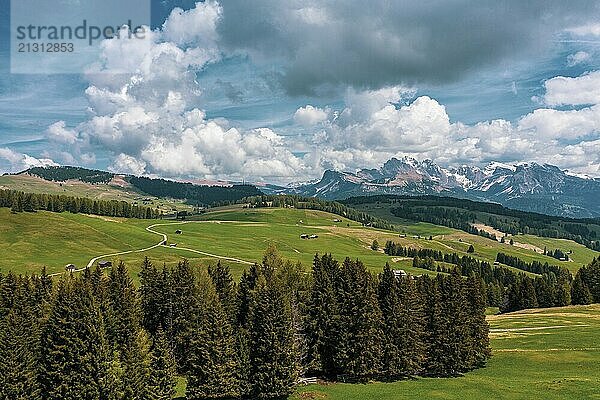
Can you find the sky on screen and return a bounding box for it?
[0,0,599,183]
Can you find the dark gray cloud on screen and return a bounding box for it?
[216,0,599,95]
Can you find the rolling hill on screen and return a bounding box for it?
[1,205,595,278]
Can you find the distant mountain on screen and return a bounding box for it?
[273,157,600,218]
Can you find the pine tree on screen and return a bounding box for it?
[107,262,140,352]
[248,277,298,398]
[307,254,341,377]
[39,276,109,400]
[0,278,40,400]
[464,275,491,369]
[419,275,447,375]
[120,330,152,400]
[571,271,592,305]
[208,261,238,322]
[187,270,239,399]
[147,327,177,400]
[396,274,425,375]
[169,259,199,372]
[467,245,475,253]
[336,258,383,381]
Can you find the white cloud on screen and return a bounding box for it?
[300,74,600,176]
[41,2,310,183]
[518,105,600,140]
[37,2,600,181]
[45,121,78,144]
[567,23,600,36]
[109,154,147,176]
[567,51,591,67]
[162,1,222,47]
[294,105,328,126]
[0,148,58,172]
[543,71,600,106]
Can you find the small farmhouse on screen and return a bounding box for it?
[98,261,112,268]
[393,269,407,279]
[65,264,76,272]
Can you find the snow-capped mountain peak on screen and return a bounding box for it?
[278,158,600,218]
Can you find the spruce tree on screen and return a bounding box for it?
[248,278,298,398]
[208,261,238,322]
[139,257,163,336]
[438,270,469,375]
[148,327,177,400]
[120,330,152,400]
[169,259,199,372]
[187,270,239,399]
[464,275,491,369]
[378,264,405,378]
[336,258,383,381]
[38,276,109,400]
[419,275,446,376]
[307,254,342,377]
[107,262,140,352]
[0,279,40,400]
[396,274,425,375]
[571,271,592,305]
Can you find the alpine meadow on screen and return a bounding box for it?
[1,1,600,399]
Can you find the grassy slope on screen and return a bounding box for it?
[0,208,155,275]
[0,174,193,213]
[294,304,600,400]
[1,206,598,278]
[354,203,598,274]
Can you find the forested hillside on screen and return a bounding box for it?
[13,166,265,206]
[127,176,262,206]
[0,188,158,219]
[344,195,600,251]
[26,166,114,184]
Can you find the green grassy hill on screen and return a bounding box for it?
[293,304,600,400]
[1,205,597,279]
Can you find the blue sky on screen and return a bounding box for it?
[0,0,599,182]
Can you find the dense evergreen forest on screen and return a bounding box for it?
[343,195,600,251]
[382,241,600,312]
[126,176,263,206]
[0,248,491,399]
[242,194,394,231]
[26,166,114,184]
[0,189,159,219]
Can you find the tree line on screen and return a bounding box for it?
[0,248,491,399]
[495,252,565,276]
[26,166,114,184]
[0,189,159,219]
[382,240,590,313]
[346,195,600,252]
[127,176,262,207]
[242,194,395,231]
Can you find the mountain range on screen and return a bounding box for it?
[269,157,600,218]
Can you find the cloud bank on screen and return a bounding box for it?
[18,1,600,182]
